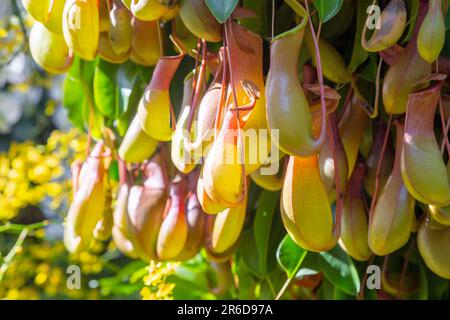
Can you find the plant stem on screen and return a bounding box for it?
[187,39,207,131]
[265,277,276,299]
[357,254,375,300]
[0,220,50,233]
[369,115,392,215]
[275,251,308,300]
[0,228,29,282]
[396,240,415,299]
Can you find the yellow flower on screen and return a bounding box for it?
[34,272,48,286]
[26,148,43,164]
[140,287,156,300]
[156,283,175,299]
[34,228,46,239]
[0,129,87,220]
[46,182,63,197]
[141,261,178,300]
[6,289,20,300]
[0,28,8,38]
[28,164,51,184]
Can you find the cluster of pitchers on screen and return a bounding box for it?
[23,0,450,281]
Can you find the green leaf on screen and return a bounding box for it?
[446,4,450,30]
[425,267,449,299]
[333,286,355,300]
[62,75,87,131]
[410,262,428,300]
[239,227,263,279]
[320,0,356,40]
[63,57,104,138]
[314,0,344,23]
[205,0,239,23]
[254,191,279,276]
[99,260,147,298]
[259,279,276,300]
[317,277,335,299]
[236,258,257,299]
[94,59,119,118]
[116,78,144,137]
[402,0,419,43]
[296,253,321,278]
[266,212,286,275]
[264,268,287,299]
[108,160,119,181]
[318,246,360,296]
[358,53,378,82]
[169,257,212,300]
[240,0,269,37]
[445,0,450,30]
[116,64,151,136]
[63,58,87,130]
[276,235,308,278]
[348,0,371,72]
[116,62,139,117]
[94,60,139,120]
[273,3,296,37]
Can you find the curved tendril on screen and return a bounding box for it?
[350,57,382,119]
[228,80,260,113]
[358,254,375,300]
[190,38,202,106]
[369,115,393,217]
[304,0,327,161]
[301,2,337,234]
[396,240,415,300]
[224,21,241,126]
[326,111,343,239]
[215,48,228,132]
[437,60,450,156]
[187,39,207,131]
[361,0,378,50]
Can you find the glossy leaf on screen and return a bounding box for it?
[62,75,87,131]
[348,0,370,72]
[446,4,450,30]
[63,57,104,139]
[205,0,239,23]
[94,60,142,119]
[320,0,355,40]
[239,227,264,279]
[236,258,257,299]
[94,60,119,118]
[241,0,269,36]
[254,191,280,275]
[314,0,343,23]
[276,234,308,278]
[402,0,419,43]
[318,246,360,296]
